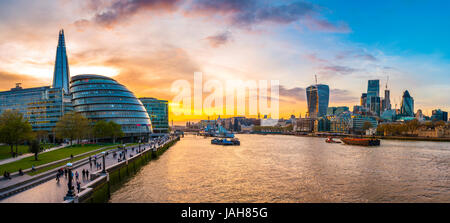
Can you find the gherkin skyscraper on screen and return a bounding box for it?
[52,29,70,93]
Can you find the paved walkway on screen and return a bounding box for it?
[0,144,69,166]
[0,141,167,203]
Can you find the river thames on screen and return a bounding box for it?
[110,134,450,203]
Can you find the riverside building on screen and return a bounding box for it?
[139,97,169,134]
[0,29,73,138]
[70,74,152,139]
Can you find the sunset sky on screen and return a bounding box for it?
[0,0,449,124]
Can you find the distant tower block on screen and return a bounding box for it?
[52,29,70,94]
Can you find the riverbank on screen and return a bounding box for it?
[249,132,450,142]
[65,136,180,203]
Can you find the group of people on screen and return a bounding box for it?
[3,171,11,180]
[88,155,103,170]
[3,167,26,180]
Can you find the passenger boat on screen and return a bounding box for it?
[341,138,380,146]
[325,137,341,143]
[211,138,240,146]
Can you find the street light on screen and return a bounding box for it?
[64,162,75,200]
[102,151,106,173]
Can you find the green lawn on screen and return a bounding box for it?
[0,143,58,161]
[0,145,30,161]
[0,143,118,174]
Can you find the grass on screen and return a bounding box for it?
[0,145,30,161]
[0,143,58,161]
[0,143,118,174]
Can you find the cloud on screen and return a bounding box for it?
[302,16,351,33]
[205,31,232,47]
[77,0,350,33]
[320,65,358,75]
[0,71,48,90]
[303,53,328,63]
[354,52,377,61]
[79,0,182,28]
[330,89,358,102]
[279,85,305,101]
[189,0,345,31]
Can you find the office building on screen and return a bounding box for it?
[431,109,448,122]
[400,90,414,117]
[139,97,169,134]
[306,84,329,119]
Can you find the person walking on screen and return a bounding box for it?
[75,171,79,181]
[82,169,86,178]
[85,170,89,179]
[76,181,81,193]
[56,172,60,182]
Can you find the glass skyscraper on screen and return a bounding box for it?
[70,74,152,136]
[52,29,70,94]
[306,84,329,119]
[0,30,73,138]
[365,80,381,116]
[139,97,169,134]
[400,90,414,117]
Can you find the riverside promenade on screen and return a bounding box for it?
[0,135,177,203]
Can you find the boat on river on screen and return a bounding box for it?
[341,138,380,146]
[211,138,240,146]
[325,137,341,143]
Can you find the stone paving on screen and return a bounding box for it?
[0,142,158,203]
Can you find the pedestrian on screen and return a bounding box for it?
[64,168,68,177]
[70,154,73,159]
[82,169,86,178]
[75,171,79,180]
[76,181,81,193]
[86,170,89,179]
[56,172,60,182]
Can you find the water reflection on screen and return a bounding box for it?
[110,135,450,203]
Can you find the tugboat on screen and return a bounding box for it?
[325,137,341,143]
[341,137,380,146]
[211,138,240,146]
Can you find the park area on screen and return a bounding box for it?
[0,143,118,175]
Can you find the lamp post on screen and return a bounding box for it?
[102,151,106,173]
[64,163,75,200]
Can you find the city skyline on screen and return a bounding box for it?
[0,0,449,123]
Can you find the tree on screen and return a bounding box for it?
[54,112,91,146]
[36,130,49,143]
[93,120,109,143]
[0,110,34,157]
[406,119,420,134]
[29,139,41,161]
[362,121,373,131]
[108,121,123,144]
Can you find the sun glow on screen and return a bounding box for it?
[70,66,120,77]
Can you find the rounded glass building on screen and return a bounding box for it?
[70,74,152,137]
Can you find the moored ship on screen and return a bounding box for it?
[341,138,380,146]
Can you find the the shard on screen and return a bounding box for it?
[52,29,70,93]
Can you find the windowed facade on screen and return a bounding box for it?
[70,74,152,135]
[0,85,73,132]
[139,97,169,134]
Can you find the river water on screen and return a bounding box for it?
[110,134,450,203]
